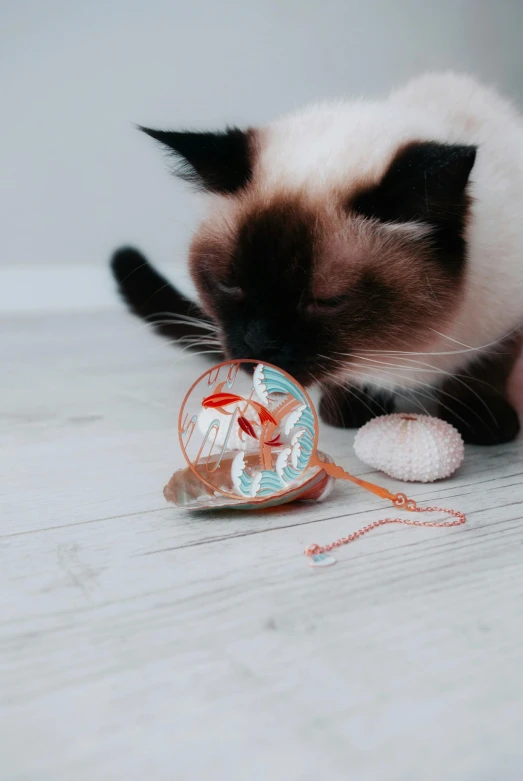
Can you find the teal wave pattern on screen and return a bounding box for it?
[295,430,314,472]
[231,364,317,499]
[258,365,307,404]
[257,470,284,497]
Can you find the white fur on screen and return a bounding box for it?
[250,73,523,390]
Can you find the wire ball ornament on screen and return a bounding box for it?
[163,359,467,565]
[174,359,328,503]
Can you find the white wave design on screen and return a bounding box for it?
[283,403,306,435]
[253,364,268,403]
[231,452,246,493]
[275,447,292,479]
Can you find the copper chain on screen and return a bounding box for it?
[304,493,466,557]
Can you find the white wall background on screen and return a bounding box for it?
[1,0,523,308]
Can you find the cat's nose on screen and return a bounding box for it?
[243,319,275,354]
[237,318,304,374]
[242,321,288,366]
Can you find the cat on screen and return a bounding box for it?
[111,72,523,445]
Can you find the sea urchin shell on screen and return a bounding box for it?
[353,413,464,483]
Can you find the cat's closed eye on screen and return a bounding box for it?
[304,296,348,316]
[217,281,245,301]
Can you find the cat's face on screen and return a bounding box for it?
[141,121,476,386]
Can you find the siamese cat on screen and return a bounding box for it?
[111,73,523,445]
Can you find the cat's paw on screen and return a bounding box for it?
[437,390,520,445]
[319,385,394,429]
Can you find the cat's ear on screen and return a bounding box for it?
[139,126,252,194]
[352,142,477,225]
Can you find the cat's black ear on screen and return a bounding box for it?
[139,126,252,194]
[352,142,477,225]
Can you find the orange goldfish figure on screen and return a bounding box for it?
[202,389,277,426]
[203,385,283,446]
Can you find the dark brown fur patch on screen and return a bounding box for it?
[187,190,461,381]
[191,196,318,380]
[139,126,255,194]
[437,335,522,444]
[184,142,477,383]
[349,141,476,275]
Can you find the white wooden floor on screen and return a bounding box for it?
[2,311,523,781]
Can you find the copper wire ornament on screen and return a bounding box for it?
[165,359,466,563]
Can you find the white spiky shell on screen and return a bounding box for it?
[353,413,464,483]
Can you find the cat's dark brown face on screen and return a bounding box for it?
[141,127,476,385]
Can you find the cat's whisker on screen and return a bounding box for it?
[342,354,447,375]
[146,322,219,335]
[338,358,493,432]
[169,342,222,354]
[427,323,521,353]
[349,353,498,426]
[386,385,434,419]
[136,282,187,311]
[144,313,219,333]
[349,363,475,429]
[427,328,475,349]
[176,335,222,346]
[350,351,501,393]
[352,347,483,357]
[317,355,392,420]
[146,331,223,353]
[325,351,485,422]
[152,312,219,329]
[316,372,350,425]
[167,349,223,369]
[353,325,520,359]
[339,381,387,420]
